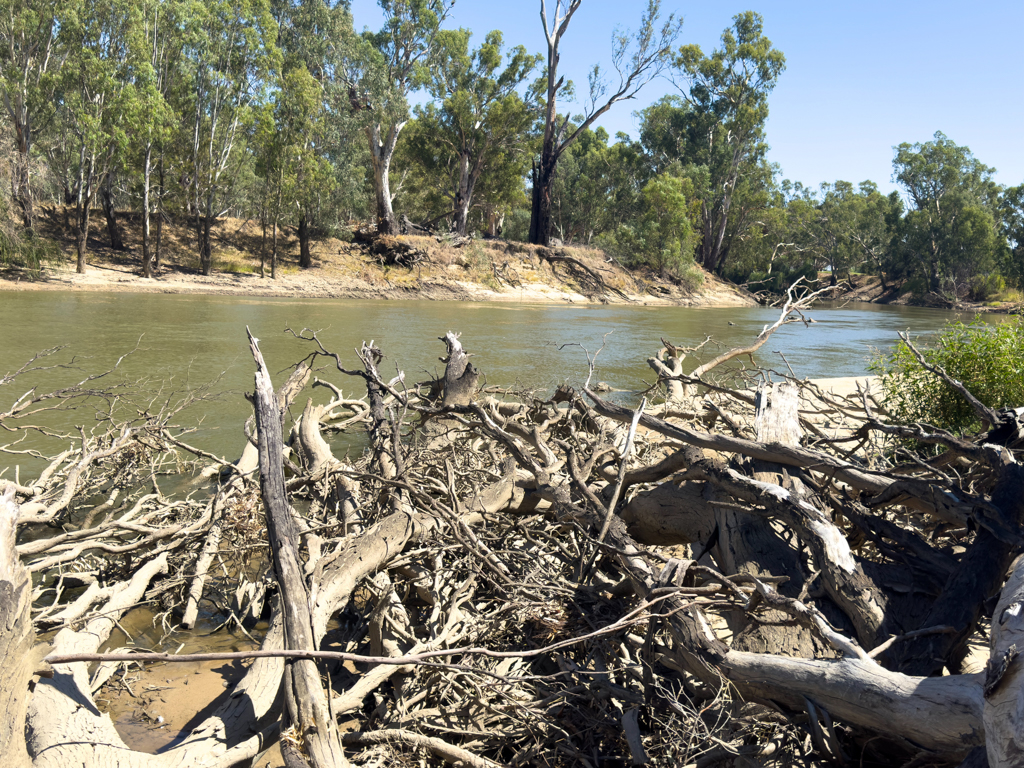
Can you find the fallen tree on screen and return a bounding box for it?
[2,298,1024,767]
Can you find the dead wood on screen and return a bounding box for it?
[536,247,634,301]
[249,328,347,768]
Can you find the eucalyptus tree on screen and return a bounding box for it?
[180,0,279,275]
[842,183,902,290]
[603,171,696,277]
[271,0,357,263]
[1000,184,1024,289]
[0,0,60,230]
[892,132,1003,293]
[528,0,681,246]
[548,125,647,244]
[406,29,539,236]
[345,0,453,235]
[254,64,325,277]
[671,11,785,274]
[49,0,146,273]
[134,0,184,278]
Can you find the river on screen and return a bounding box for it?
[0,291,980,464]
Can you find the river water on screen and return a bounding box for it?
[0,291,979,464]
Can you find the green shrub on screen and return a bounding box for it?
[870,317,1024,433]
[969,273,1005,302]
[0,227,61,275]
[742,262,817,295]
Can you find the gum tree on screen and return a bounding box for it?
[528,0,681,246]
[346,0,453,235]
[892,132,1003,293]
[672,11,785,274]
[49,0,144,273]
[408,29,539,236]
[0,0,59,231]
[180,0,278,275]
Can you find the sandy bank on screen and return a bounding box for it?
[0,259,756,307]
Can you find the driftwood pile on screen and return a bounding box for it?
[3,295,1024,768]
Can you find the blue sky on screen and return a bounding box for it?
[350,0,1024,195]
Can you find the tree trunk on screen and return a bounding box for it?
[12,124,34,231]
[99,175,125,251]
[529,156,557,246]
[142,144,153,278]
[366,122,404,236]
[453,153,472,237]
[440,331,480,407]
[271,219,278,280]
[198,215,212,276]
[75,202,91,274]
[154,153,164,270]
[260,216,267,278]
[298,212,312,268]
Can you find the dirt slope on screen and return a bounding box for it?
[1,209,757,307]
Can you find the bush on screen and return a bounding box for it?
[0,226,61,276]
[969,273,1005,302]
[741,262,817,295]
[870,317,1024,433]
[503,208,531,243]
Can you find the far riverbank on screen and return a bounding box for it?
[0,210,757,308]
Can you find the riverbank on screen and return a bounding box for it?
[0,210,756,307]
[828,273,1022,314]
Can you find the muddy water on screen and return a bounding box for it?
[0,291,979,467]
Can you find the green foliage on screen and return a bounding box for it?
[969,273,1005,302]
[1000,184,1024,289]
[898,276,928,297]
[672,11,785,274]
[871,317,1024,433]
[891,132,1006,295]
[596,173,701,279]
[0,225,61,275]
[740,261,817,295]
[400,28,539,235]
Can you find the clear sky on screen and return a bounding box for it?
[350,0,1024,194]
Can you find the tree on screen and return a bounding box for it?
[601,172,698,278]
[528,0,681,246]
[0,0,59,231]
[547,126,650,244]
[408,29,539,236]
[48,0,143,273]
[180,0,278,275]
[253,64,325,277]
[346,0,453,236]
[271,0,356,265]
[892,131,1003,294]
[999,183,1024,289]
[134,0,182,278]
[671,11,785,274]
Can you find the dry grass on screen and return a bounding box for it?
[16,205,736,306]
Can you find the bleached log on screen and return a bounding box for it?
[249,329,347,768]
[985,553,1024,767]
[0,487,32,768]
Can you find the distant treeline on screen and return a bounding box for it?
[2,0,1022,296]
